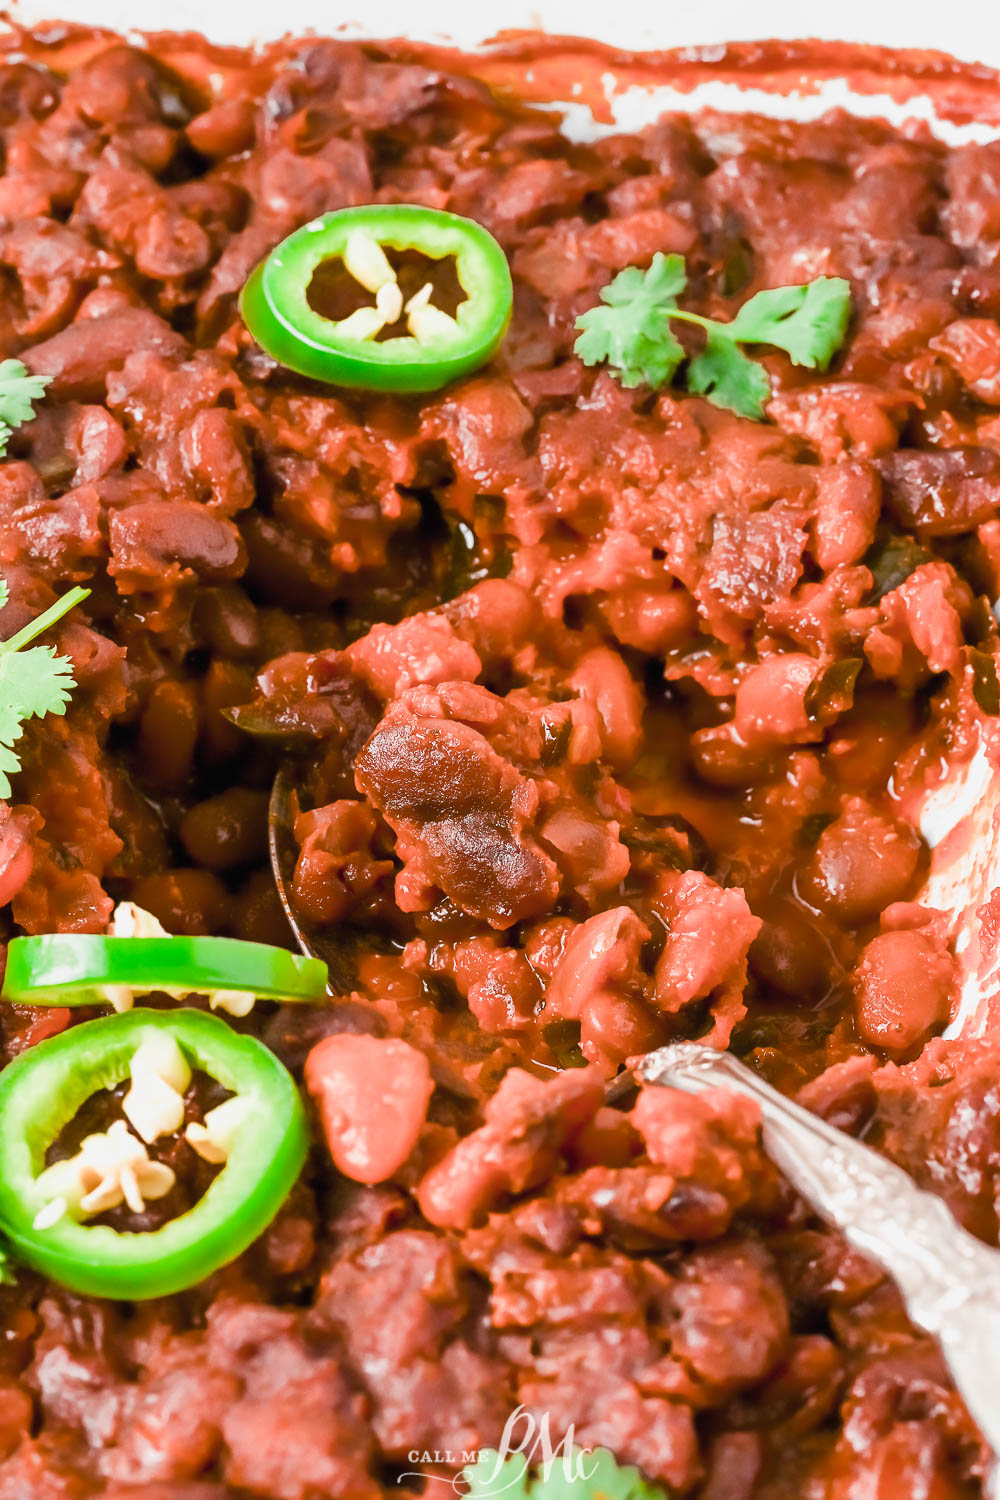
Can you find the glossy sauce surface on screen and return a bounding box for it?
[0,20,996,1498]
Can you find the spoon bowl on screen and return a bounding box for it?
[268,764,358,996]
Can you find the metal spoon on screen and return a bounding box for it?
[640,745,1000,1480]
[268,764,357,996]
[267,724,1000,1475]
[268,762,519,1098]
[636,1042,1000,1486]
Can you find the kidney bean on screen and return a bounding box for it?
[878,445,1000,537]
[109,501,245,588]
[194,585,261,659]
[186,98,257,159]
[24,308,184,398]
[700,1433,763,1500]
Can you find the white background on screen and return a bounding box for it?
[4,0,1000,61]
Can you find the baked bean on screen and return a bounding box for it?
[24,307,183,398]
[5,29,993,1493]
[179,788,269,872]
[200,659,255,765]
[852,929,954,1057]
[602,582,697,655]
[734,653,818,743]
[749,897,834,998]
[690,724,777,788]
[130,869,232,936]
[827,702,906,793]
[104,764,171,878]
[138,679,199,790]
[256,608,307,661]
[580,991,667,1070]
[305,1034,434,1184]
[799,801,922,926]
[811,461,882,570]
[569,1106,641,1169]
[231,868,294,948]
[569,647,644,768]
[834,1424,966,1500]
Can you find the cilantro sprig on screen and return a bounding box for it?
[462,1447,669,1500]
[0,360,49,456]
[0,582,90,799]
[574,253,851,419]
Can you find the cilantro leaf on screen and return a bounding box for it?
[0,652,75,799]
[575,253,686,390]
[0,719,22,800]
[573,256,852,418]
[0,584,89,799]
[575,318,683,390]
[687,329,771,419]
[0,647,76,722]
[599,252,687,308]
[0,360,49,456]
[462,1447,669,1500]
[725,276,852,369]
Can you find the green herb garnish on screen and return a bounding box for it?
[462,1447,670,1500]
[0,582,90,798]
[574,253,851,419]
[0,360,49,456]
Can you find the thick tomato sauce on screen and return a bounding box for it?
[0,20,995,1500]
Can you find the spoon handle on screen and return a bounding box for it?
[636,1043,1000,1464]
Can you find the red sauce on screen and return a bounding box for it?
[0,20,994,1498]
